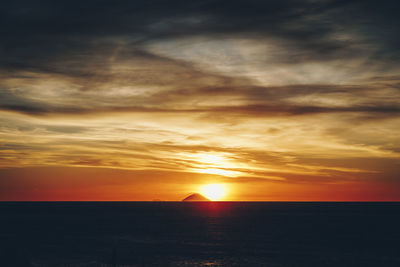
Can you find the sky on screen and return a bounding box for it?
[1,0,400,201]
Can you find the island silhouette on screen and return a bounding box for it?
[182,193,210,201]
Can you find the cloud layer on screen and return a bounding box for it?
[1,0,399,200]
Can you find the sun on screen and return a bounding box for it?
[199,184,227,201]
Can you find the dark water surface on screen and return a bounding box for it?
[1,202,399,266]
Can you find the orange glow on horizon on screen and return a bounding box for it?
[199,183,228,201]
[1,166,400,202]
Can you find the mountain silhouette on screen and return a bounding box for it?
[182,193,210,202]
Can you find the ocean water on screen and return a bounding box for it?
[1,202,399,266]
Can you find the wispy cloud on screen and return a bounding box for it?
[1,0,400,200]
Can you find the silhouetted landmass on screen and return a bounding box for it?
[182,193,210,201]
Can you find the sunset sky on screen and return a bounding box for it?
[1,0,399,201]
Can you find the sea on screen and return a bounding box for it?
[1,202,399,267]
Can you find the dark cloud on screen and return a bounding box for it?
[1,0,399,117]
[1,0,399,72]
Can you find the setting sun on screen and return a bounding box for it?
[199,184,228,201]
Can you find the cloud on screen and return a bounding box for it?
[1,0,399,118]
[0,0,400,200]
[2,0,399,66]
